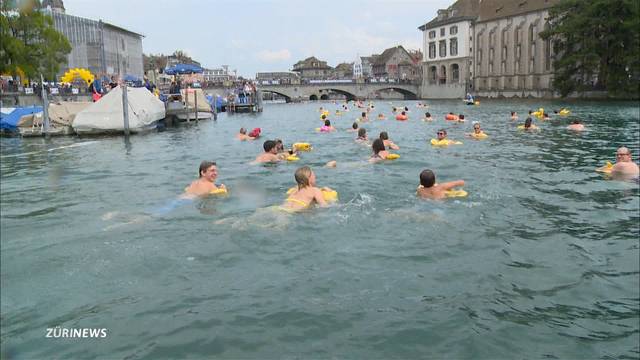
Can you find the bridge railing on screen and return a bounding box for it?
[258,78,421,86]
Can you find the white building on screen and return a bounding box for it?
[418,0,478,98]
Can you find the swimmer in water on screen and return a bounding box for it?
[466,122,487,138]
[423,112,433,121]
[379,131,400,150]
[510,111,518,121]
[458,114,465,122]
[254,140,281,163]
[236,127,256,141]
[522,117,538,130]
[347,122,359,132]
[417,169,465,200]
[275,139,297,160]
[359,111,369,122]
[184,161,227,197]
[377,113,386,120]
[319,119,336,132]
[598,147,640,176]
[356,128,368,142]
[369,138,390,163]
[279,166,332,212]
[567,119,585,131]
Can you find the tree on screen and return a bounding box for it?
[143,53,168,72]
[541,0,640,97]
[0,1,71,80]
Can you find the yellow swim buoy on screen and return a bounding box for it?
[210,188,228,195]
[474,101,480,105]
[385,153,400,160]
[596,161,613,173]
[559,109,570,116]
[286,187,338,202]
[430,139,462,146]
[471,132,488,139]
[445,189,468,198]
[517,125,539,130]
[286,155,300,162]
[293,143,312,151]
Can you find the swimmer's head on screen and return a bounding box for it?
[352,122,358,130]
[401,111,406,115]
[321,114,327,120]
[324,120,331,126]
[511,111,516,116]
[437,129,447,139]
[473,123,481,131]
[239,127,247,134]
[358,128,367,138]
[362,112,366,118]
[459,114,465,120]
[263,140,277,153]
[294,166,314,188]
[199,161,217,178]
[528,110,533,115]
[616,147,632,162]
[404,106,408,111]
[572,119,581,124]
[419,169,436,188]
[425,112,431,117]
[275,139,284,151]
[525,117,533,128]
[372,138,386,154]
[379,131,389,140]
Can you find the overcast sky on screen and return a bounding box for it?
[65,0,452,77]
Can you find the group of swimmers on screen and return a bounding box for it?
[184,101,639,211]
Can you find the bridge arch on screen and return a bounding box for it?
[317,88,357,101]
[375,87,418,100]
[259,89,292,103]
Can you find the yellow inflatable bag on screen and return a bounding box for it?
[517,125,539,130]
[286,155,300,162]
[385,153,400,160]
[471,132,488,139]
[286,187,338,202]
[210,188,228,196]
[293,143,312,151]
[445,189,468,198]
[596,161,613,173]
[431,139,462,146]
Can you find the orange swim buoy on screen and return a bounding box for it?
[445,114,459,121]
[395,115,408,121]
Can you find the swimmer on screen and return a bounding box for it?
[319,119,336,132]
[347,122,359,132]
[458,114,465,122]
[325,160,337,168]
[510,111,518,121]
[377,113,386,120]
[279,166,333,212]
[236,127,256,141]
[392,106,398,113]
[359,111,369,122]
[254,140,281,163]
[184,161,226,197]
[598,147,640,176]
[356,127,368,142]
[423,112,433,121]
[567,119,586,131]
[275,139,297,160]
[466,122,487,138]
[521,117,538,130]
[369,138,390,163]
[320,113,328,121]
[380,131,400,150]
[404,106,409,112]
[417,169,465,200]
[542,113,551,120]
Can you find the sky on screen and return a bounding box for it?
[64,0,452,77]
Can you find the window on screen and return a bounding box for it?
[429,30,436,39]
[440,28,445,36]
[450,38,458,56]
[450,26,458,35]
[439,40,446,57]
[429,66,437,83]
[451,64,459,82]
[440,65,447,84]
[428,42,436,59]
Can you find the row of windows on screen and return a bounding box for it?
[428,38,458,59]
[427,64,461,84]
[428,25,458,39]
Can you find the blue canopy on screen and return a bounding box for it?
[0,106,43,131]
[164,63,204,75]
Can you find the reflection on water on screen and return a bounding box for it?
[1,100,638,359]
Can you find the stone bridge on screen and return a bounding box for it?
[204,82,421,102]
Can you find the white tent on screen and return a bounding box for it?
[73,86,165,134]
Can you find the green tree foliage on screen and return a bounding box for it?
[541,0,640,97]
[143,53,167,72]
[0,0,71,80]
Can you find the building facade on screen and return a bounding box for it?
[419,0,477,98]
[418,0,558,98]
[473,0,558,97]
[44,2,144,79]
[292,57,333,79]
[372,46,421,80]
[203,65,234,83]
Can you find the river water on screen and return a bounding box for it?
[1,100,639,359]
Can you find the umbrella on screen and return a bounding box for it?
[164,63,204,75]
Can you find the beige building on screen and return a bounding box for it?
[292,57,333,79]
[473,0,559,97]
[419,0,559,98]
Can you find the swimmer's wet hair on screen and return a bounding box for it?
[294,166,312,188]
[420,169,435,188]
[372,138,385,154]
[325,120,331,126]
[379,131,389,140]
[358,128,366,137]
[352,122,358,129]
[263,140,276,152]
[239,128,247,134]
[425,112,431,117]
[199,161,217,177]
